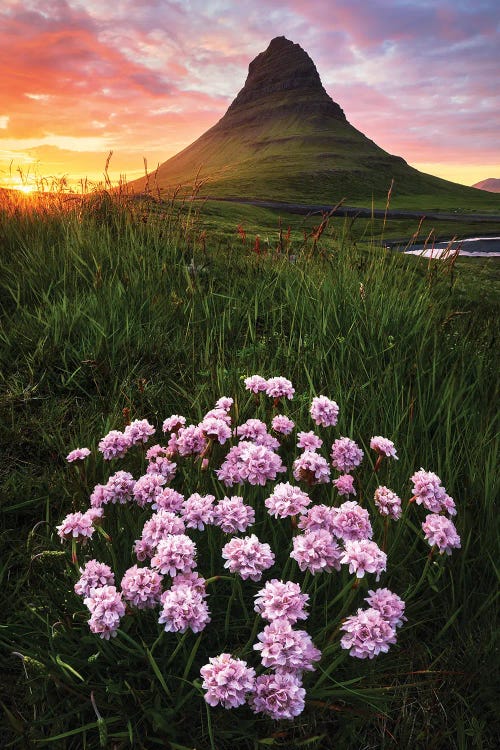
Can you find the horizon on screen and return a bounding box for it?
[1,1,499,193]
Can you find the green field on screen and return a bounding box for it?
[0,189,498,749]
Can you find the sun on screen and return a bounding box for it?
[14,183,37,194]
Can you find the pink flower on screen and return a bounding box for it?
[181,493,216,530]
[236,418,268,441]
[310,395,339,427]
[333,474,356,496]
[98,429,130,460]
[214,496,255,533]
[297,431,323,451]
[74,560,114,597]
[135,510,186,560]
[331,500,373,542]
[340,607,397,658]
[422,514,461,555]
[84,585,125,640]
[104,471,135,505]
[290,530,342,574]
[253,619,321,672]
[370,436,398,459]
[124,419,155,446]
[146,456,177,481]
[331,437,364,473]
[89,484,108,508]
[265,376,295,400]
[374,486,402,520]
[411,469,456,515]
[66,447,91,462]
[222,534,275,581]
[159,586,210,633]
[133,472,166,507]
[249,672,305,720]
[171,425,207,457]
[254,579,309,623]
[200,416,232,444]
[293,450,331,485]
[215,396,233,411]
[121,565,163,609]
[200,654,256,708]
[341,540,387,580]
[216,441,286,487]
[365,588,406,629]
[264,482,311,518]
[297,504,338,534]
[271,415,295,435]
[171,571,207,597]
[145,444,169,460]
[162,414,186,434]
[152,487,185,512]
[244,375,268,393]
[56,510,95,542]
[151,534,197,576]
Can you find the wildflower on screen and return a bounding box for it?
[297,431,323,451]
[135,510,186,560]
[124,419,155,446]
[244,375,268,394]
[162,414,186,434]
[90,484,108,508]
[374,486,402,520]
[215,396,233,411]
[310,395,339,427]
[254,579,309,623]
[341,540,387,580]
[290,530,342,574]
[203,407,232,425]
[213,496,255,533]
[370,436,398,460]
[222,534,275,581]
[98,429,130,460]
[264,482,311,518]
[159,585,210,633]
[200,416,232,444]
[146,456,177,481]
[265,376,295,400]
[216,441,286,487]
[200,653,256,708]
[104,470,135,505]
[145,444,169,460]
[333,473,356,497]
[331,500,373,541]
[74,560,114,597]
[152,487,184,512]
[121,565,163,609]
[56,510,95,542]
[293,450,331,485]
[170,425,207,457]
[151,534,197,576]
[249,672,305,720]
[181,493,216,530]
[297,504,338,534]
[422,514,461,555]
[84,585,125,640]
[171,570,207,597]
[411,469,456,515]
[66,447,90,462]
[340,607,397,658]
[365,588,406,629]
[236,418,268,441]
[133,472,166,508]
[331,437,364,473]
[253,619,321,672]
[271,414,295,435]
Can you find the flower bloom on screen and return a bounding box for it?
[66,447,91,462]
[293,450,331,485]
[133,472,166,507]
[341,540,387,580]
[297,431,323,451]
[103,471,135,505]
[331,437,364,473]
[253,619,321,672]
[411,469,456,515]
[152,487,185,512]
[340,607,397,658]
[162,415,186,434]
[84,585,125,639]
[171,571,207,597]
[236,418,268,441]
[331,500,373,542]
[265,376,295,400]
[297,504,338,534]
[333,473,356,496]
[265,482,311,518]
[222,534,275,581]
[159,585,210,633]
[200,654,256,708]
[181,493,216,530]
[203,407,232,425]
[146,455,177,481]
[370,436,398,459]
[254,579,309,623]
[217,441,286,487]
[56,510,96,542]
[422,514,461,555]
[365,588,406,629]
[151,534,197,576]
[213,496,255,534]
[215,396,233,411]
[249,672,305,720]
[271,415,295,435]
[310,395,339,427]
[124,419,155,446]
[169,425,207,457]
[374,486,402,520]
[200,416,232,444]
[121,565,163,609]
[98,429,130,460]
[134,510,186,560]
[244,375,268,394]
[290,530,342,574]
[74,560,114,597]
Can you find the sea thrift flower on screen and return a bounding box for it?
[410,469,456,515]
[203,407,232,425]
[159,586,210,633]
[151,534,197,576]
[422,514,461,555]
[133,472,166,507]
[200,654,256,708]
[146,444,169,460]
[162,415,186,434]
[200,416,232,444]
[84,585,125,640]
[121,565,163,609]
[147,456,177,481]
[66,447,90,462]
[297,431,323,451]
[297,504,338,534]
[250,672,305,720]
[56,511,95,542]
[340,607,397,659]
[152,487,185,512]
[244,375,268,394]
[124,418,155,446]
[365,588,406,629]
[290,530,342,574]
[98,429,130,460]
[265,376,295,400]
[333,473,356,496]
[253,619,321,672]
[222,534,275,581]
[310,395,339,427]
[217,441,286,487]
[171,571,207,597]
[331,437,364,473]
[374,486,402,520]
[214,496,255,533]
[215,396,233,411]
[264,482,311,518]
[341,540,387,580]
[171,425,207,457]
[293,450,331,485]
[181,493,216,530]
[236,419,268,441]
[135,510,186,560]
[331,500,373,541]
[90,484,108,508]
[104,471,135,505]
[370,436,398,460]
[74,560,114,597]
[271,414,295,435]
[254,579,309,623]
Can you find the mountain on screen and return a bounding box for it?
[131,37,494,205]
[472,178,500,193]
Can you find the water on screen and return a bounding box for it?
[403,237,500,258]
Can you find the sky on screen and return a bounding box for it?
[1,0,499,192]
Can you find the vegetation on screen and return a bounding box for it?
[0,188,498,749]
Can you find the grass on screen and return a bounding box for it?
[0,188,498,748]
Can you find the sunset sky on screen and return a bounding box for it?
[1,0,499,192]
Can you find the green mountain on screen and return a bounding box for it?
[132,36,498,207]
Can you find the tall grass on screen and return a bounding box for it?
[0,190,498,748]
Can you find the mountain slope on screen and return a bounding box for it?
[472,178,500,193]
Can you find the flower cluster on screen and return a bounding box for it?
[222,535,275,581]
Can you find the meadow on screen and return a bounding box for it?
[0,188,498,749]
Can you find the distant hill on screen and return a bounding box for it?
[472,178,500,193]
[130,37,499,207]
